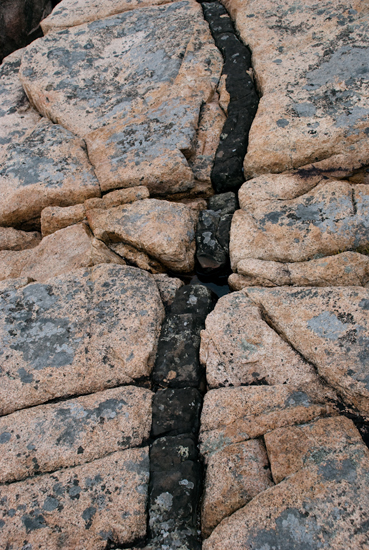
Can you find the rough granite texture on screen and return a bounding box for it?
[247,286,369,415]
[0,447,150,550]
[0,386,153,483]
[0,264,164,415]
[221,0,369,179]
[21,1,222,195]
[0,226,41,251]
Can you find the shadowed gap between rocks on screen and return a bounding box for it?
[259,302,369,448]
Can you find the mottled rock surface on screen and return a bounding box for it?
[247,286,369,415]
[0,448,150,550]
[0,226,41,251]
[87,199,198,273]
[41,204,86,236]
[199,385,333,459]
[153,274,184,308]
[221,0,369,178]
[21,1,222,195]
[41,0,175,33]
[0,264,164,414]
[203,425,369,550]
[0,386,152,483]
[200,290,327,393]
[0,118,100,227]
[201,439,273,537]
[0,223,125,282]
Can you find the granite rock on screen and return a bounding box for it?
[21,1,222,195]
[0,118,100,227]
[0,448,150,550]
[41,204,86,236]
[87,199,198,273]
[247,286,369,415]
[0,386,152,483]
[221,0,369,178]
[199,385,334,459]
[264,415,365,484]
[153,274,184,309]
[230,178,369,269]
[200,290,326,392]
[203,435,369,550]
[0,264,164,414]
[0,223,125,283]
[109,242,164,274]
[0,226,41,251]
[84,186,149,211]
[201,439,273,537]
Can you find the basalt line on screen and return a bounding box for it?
[199,0,259,194]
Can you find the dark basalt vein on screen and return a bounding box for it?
[200,0,259,193]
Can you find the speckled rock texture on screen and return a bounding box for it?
[41,204,87,236]
[0,447,150,550]
[153,274,184,309]
[0,264,164,415]
[199,385,334,459]
[0,118,100,227]
[199,290,330,395]
[20,0,222,196]
[0,386,152,483]
[230,176,369,276]
[203,421,369,550]
[0,223,125,282]
[0,226,41,251]
[201,439,274,537]
[247,286,369,416]
[41,0,176,33]
[221,0,369,179]
[87,198,198,273]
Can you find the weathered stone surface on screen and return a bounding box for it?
[0,49,40,155]
[0,264,164,415]
[247,286,369,415]
[153,274,184,308]
[264,416,364,484]
[231,178,369,270]
[234,252,369,288]
[84,186,149,211]
[41,203,86,236]
[221,0,369,178]
[0,226,41,251]
[203,434,369,550]
[0,0,52,62]
[200,290,326,392]
[21,1,222,195]
[0,118,100,227]
[109,242,164,274]
[201,439,273,537]
[196,192,237,273]
[0,386,152,483]
[0,224,125,283]
[0,447,150,550]
[169,284,217,319]
[199,385,334,459]
[150,434,198,473]
[41,0,175,33]
[87,199,198,273]
[152,388,202,438]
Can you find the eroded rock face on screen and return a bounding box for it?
[221,0,369,178]
[0,264,164,415]
[203,435,369,550]
[87,199,198,273]
[0,118,100,227]
[199,290,327,393]
[201,439,273,537]
[199,385,333,459]
[0,448,150,550]
[20,1,222,195]
[247,286,369,415]
[0,386,152,483]
[41,0,175,33]
[41,204,87,236]
[0,226,41,251]
[0,223,125,282]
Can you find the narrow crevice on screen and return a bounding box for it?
[199,0,259,194]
